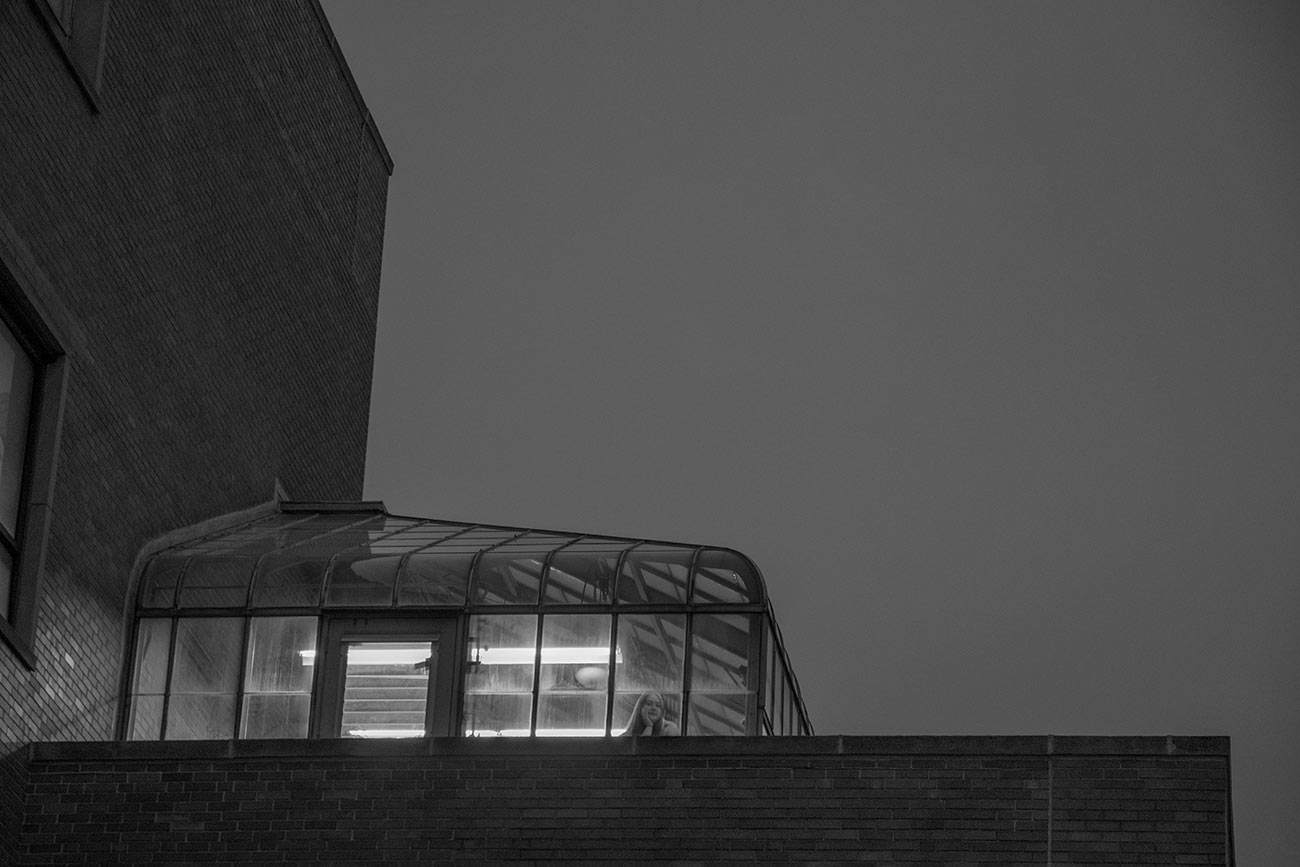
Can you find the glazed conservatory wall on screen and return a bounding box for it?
[121,506,811,741]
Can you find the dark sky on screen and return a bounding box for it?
[322,3,1299,861]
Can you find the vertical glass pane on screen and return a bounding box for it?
[690,613,753,692]
[0,321,33,538]
[240,617,317,739]
[536,614,611,736]
[543,541,626,604]
[0,545,11,621]
[687,692,754,736]
[126,618,171,740]
[338,641,432,738]
[166,617,241,739]
[617,545,694,604]
[691,549,760,604]
[463,614,537,736]
[613,613,684,737]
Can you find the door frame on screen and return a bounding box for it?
[310,615,460,738]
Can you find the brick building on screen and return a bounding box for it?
[1,2,1233,864]
[0,0,390,860]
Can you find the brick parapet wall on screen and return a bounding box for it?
[19,736,1231,865]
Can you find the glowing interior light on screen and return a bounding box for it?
[467,729,608,737]
[347,728,426,739]
[476,646,621,665]
[299,646,432,667]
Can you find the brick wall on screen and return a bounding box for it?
[18,736,1231,865]
[0,0,390,857]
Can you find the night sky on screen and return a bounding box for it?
[321,3,1299,861]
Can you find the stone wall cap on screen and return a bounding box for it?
[30,734,1230,763]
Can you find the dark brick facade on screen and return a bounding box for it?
[0,1,389,860]
[17,736,1229,865]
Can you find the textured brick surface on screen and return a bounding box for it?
[17,737,1231,865]
[0,1,388,858]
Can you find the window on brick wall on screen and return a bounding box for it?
[37,0,113,101]
[0,279,68,668]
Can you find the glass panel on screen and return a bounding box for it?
[166,695,237,740]
[126,618,171,740]
[544,541,628,605]
[240,617,317,738]
[471,554,545,605]
[338,640,433,738]
[536,614,611,736]
[324,554,400,607]
[166,618,241,739]
[691,549,760,604]
[690,613,753,692]
[177,556,256,608]
[397,552,470,606]
[463,614,537,736]
[687,692,753,736]
[250,554,328,607]
[471,533,568,605]
[617,545,694,604]
[138,554,186,609]
[613,613,685,736]
[0,321,33,538]
[126,696,164,741]
[0,545,11,621]
[249,516,385,607]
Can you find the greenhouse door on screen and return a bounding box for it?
[312,617,459,739]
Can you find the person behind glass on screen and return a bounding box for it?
[620,691,679,736]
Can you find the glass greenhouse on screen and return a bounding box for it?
[122,503,811,741]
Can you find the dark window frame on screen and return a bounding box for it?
[0,263,69,669]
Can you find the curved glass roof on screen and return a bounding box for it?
[137,503,768,613]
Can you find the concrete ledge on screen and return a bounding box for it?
[30,734,1230,763]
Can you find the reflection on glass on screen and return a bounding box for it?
[617,545,693,604]
[690,613,753,692]
[178,556,256,608]
[325,555,400,607]
[537,614,610,736]
[241,617,317,738]
[691,549,758,604]
[166,618,241,739]
[544,541,625,604]
[687,692,753,736]
[138,555,186,610]
[338,641,432,738]
[126,618,171,740]
[398,552,470,606]
[250,555,328,607]
[0,321,33,539]
[464,614,537,736]
[471,553,545,605]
